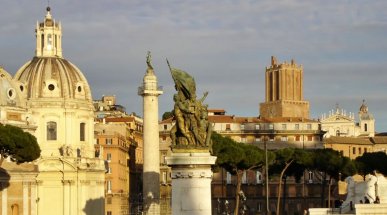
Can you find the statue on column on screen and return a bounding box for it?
[167,60,212,152]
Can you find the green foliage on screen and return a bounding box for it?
[0,124,41,165]
[211,132,273,215]
[355,152,387,176]
[340,156,357,179]
[211,132,271,174]
[270,148,312,182]
[311,148,356,180]
[162,111,174,120]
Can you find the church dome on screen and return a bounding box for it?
[0,67,25,107]
[13,8,92,103]
[14,57,92,101]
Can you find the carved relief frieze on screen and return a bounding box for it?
[171,170,213,179]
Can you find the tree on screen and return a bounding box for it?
[0,124,41,166]
[161,111,174,120]
[311,149,356,208]
[355,152,387,177]
[212,132,274,215]
[270,148,313,215]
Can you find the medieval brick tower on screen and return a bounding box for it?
[260,56,310,118]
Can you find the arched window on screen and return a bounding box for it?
[41,34,44,51]
[336,130,340,137]
[11,204,19,215]
[308,171,314,183]
[47,34,52,50]
[364,123,368,132]
[80,123,86,141]
[256,171,262,184]
[47,121,57,140]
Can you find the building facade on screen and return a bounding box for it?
[95,124,130,215]
[94,95,144,214]
[0,7,105,215]
[324,136,387,159]
[320,102,375,138]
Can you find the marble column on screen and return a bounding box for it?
[138,52,163,214]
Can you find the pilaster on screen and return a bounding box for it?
[2,186,7,215]
[30,182,37,215]
[23,182,28,215]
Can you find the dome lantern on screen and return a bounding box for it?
[35,7,62,58]
[15,7,92,103]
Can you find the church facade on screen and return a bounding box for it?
[320,102,375,138]
[0,7,105,215]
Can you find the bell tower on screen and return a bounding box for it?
[358,100,375,137]
[35,7,63,58]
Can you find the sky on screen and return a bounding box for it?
[1,1,387,131]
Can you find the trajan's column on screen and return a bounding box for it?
[138,52,163,214]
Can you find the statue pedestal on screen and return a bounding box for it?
[355,203,387,214]
[166,152,217,215]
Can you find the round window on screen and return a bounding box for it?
[20,85,24,92]
[77,86,82,92]
[48,84,55,91]
[7,88,16,99]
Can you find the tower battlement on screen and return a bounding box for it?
[260,56,309,118]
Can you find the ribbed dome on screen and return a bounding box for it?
[0,67,25,107]
[14,57,92,101]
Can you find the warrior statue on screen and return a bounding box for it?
[167,60,212,152]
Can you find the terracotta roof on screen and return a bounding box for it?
[324,136,372,145]
[160,117,174,124]
[208,115,237,123]
[260,117,317,123]
[370,137,387,144]
[98,117,135,123]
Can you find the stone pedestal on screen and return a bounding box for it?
[355,203,387,215]
[166,152,217,215]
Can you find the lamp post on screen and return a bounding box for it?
[302,134,306,212]
[264,137,270,214]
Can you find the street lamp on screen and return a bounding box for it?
[264,137,270,214]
